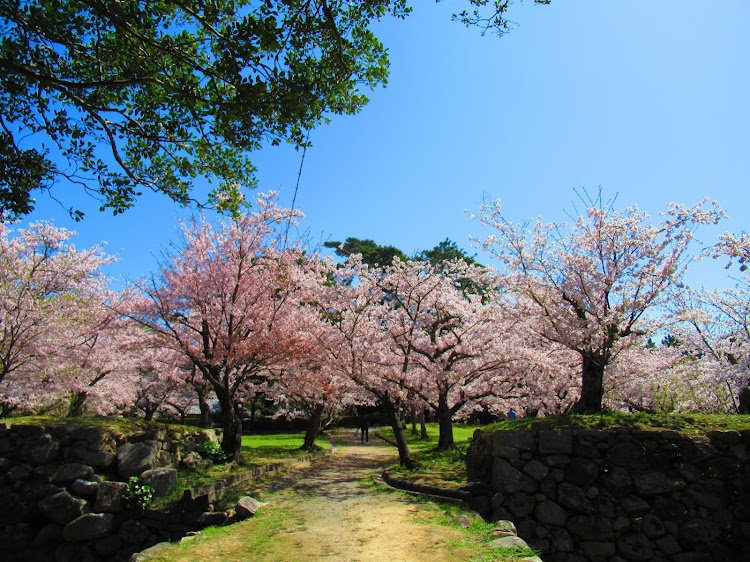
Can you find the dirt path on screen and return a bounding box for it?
[149,430,479,561]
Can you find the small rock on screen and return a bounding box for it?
[55,542,96,562]
[0,522,33,551]
[94,534,122,557]
[522,459,549,481]
[71,479,100,497]
[74,447,116,469]
[7,464,33,481]
[0,492,27,525]
[451,514,473,528]
[34,522,63,546]
[24,434,60,464]
[488,535,530,549]
[617,532,653,561]
[535,500,568,527]
[492,520,517,536]
[129,542,172,562]
[119,519,151,544]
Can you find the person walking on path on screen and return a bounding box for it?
[359,414,370,443]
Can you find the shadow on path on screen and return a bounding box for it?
[260,428,398,501]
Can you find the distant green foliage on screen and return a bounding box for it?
[416,238,478,266]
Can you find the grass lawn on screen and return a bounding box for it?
[377,422,481,490]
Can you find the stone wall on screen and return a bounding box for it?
[0,421,223,561]
[464,427,750,562]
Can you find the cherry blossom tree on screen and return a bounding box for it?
[669,232,750,412]
[310,257,416,466]
[376,258,528,449]
[129,347,193,421]
[499,300,580,418]
[0,289,147,417]
[0,222,145,416]
[474,194,724,412]
[0,221,113,385]
[128,193,317,459]
[268,360,358,451]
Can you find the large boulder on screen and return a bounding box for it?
[63,513,114,541]
[140,467,178,497]
[38,491,87,526]
[94,481,127,513]
[24,434,60,464]
[117,441,159,478]
[51,462,94,486]
[74,447,116,469]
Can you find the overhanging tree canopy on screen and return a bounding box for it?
[0,0,410,219]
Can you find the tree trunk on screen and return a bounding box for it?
[214,387,243,462]
[420,407,429,441]
[196,386,211,428]
[382,395,414,468]
[67,391,88,417]
[738,386,750,414]
[436,394,455,450]
[301,403,325,451]
[571,352,606,413]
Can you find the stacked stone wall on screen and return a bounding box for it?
[464,427,750,561]
[0,422,222,561]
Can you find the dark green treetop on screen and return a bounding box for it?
[324,237,408,268]
[416,238,478,266]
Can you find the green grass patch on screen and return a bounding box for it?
[0,415,205,439]
[379,423,480,490]
[144,501,305,561]
[239,432,328,465]
[482,411,750,436]
[411,499,541,561]
[151,431,329,508]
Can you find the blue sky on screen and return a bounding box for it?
[24,1,750,290]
